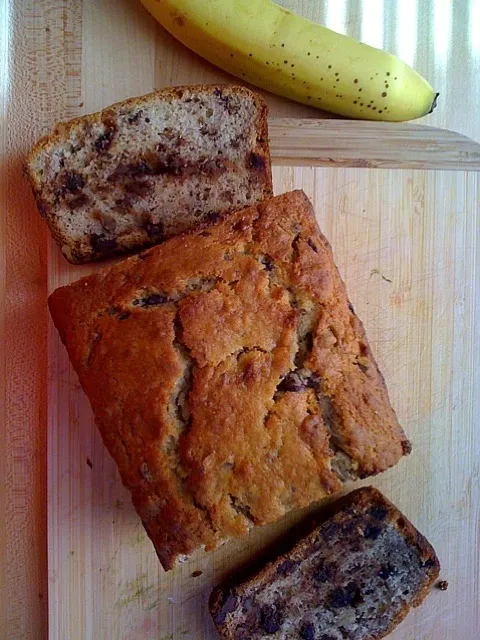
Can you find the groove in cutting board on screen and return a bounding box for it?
[269,119,480,170]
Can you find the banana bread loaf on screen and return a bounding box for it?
[26,84,272,263]
[48,190,410,570]
[210,487,440,640]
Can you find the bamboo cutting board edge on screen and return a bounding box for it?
[268,119,480,169]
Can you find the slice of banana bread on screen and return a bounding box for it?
[26,85,272,263]
[48,191,410,570]
[210,487,440,640]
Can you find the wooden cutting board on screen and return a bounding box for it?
[47,167,480,640]
[2,1,480,639]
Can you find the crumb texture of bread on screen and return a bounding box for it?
[48,191,410,570]
[26,85,272,263]
[210,487,440,640]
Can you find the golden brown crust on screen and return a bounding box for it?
[48,191,410,569]
[210,487,440,640]
[25,84,272,263]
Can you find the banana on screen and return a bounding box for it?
[140,0,437,122]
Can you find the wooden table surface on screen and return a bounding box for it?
[1,1,479,639]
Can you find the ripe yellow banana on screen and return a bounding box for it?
[140,0,437,121]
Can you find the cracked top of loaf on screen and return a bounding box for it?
[48,190,410,570]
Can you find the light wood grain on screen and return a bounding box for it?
[0,2,7,634]
[1,0,76,637]
[269,120,480,169]
[2,1,480,639]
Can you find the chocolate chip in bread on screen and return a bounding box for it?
[210,487,440,639]
[26,84,272,263]
[48,190,410,570]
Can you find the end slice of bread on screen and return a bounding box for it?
[210,487,440,640]
[26,85,272,263]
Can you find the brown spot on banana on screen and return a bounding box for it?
[171,11,185,27]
